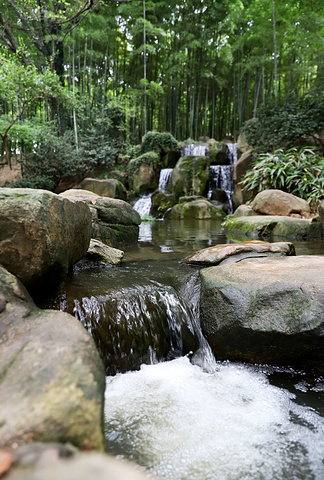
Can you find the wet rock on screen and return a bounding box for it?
[84,239,124,265]
[0,267,105,450]
[169,198,225,220]
[6,443,155,480]
[151,191,176,218]
[80,178,127,200]
[223,215,311,240]
[208,140,227,165]
[60,190,140,248]
[200,255,324,373]
[251,189,311,218]
[184,240,295,266]
[0,188,92,290]
[170,156,209,199]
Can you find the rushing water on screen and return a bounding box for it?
[226,142,238,165]
[159,168,173,192]
[41,220,324,480]
[207,165,234,213]
[181,144,208,157]
[133,194,153,218]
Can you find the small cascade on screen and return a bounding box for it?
[133,193,152,218]
[158,168,173,192]
[207,165,234,214]
[71,276,208,375]
[181,144,207,157]
[226,142,238,165]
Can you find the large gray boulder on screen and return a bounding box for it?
[60,190,141,248]
[0,266,106,450]
[80,178,127,200]
[0,188,92,290]
[251,189,311,217]
[200,256,324,373]
[170,156,209,199]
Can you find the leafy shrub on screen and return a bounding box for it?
[140,131,179,155]
[242,88,324,153]
[79,104,128,172]
[240,147,324,206]
[11,127,86,191]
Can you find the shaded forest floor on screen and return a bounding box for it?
[0,163,21,187]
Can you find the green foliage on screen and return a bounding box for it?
[127,151,160,177]
[11,127,85,191]
[240,147,324,205]
[242,90,324,153]
[140,131,179,155]
[78,102,128,172]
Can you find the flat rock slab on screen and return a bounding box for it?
[184,240,295,266]
[200,255,324,373]
[223,215,311,239]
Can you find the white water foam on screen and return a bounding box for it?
[105,357,324,480]
[133,194,152,218]
[159,168,173,192]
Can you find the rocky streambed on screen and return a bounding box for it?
[1,188,324,480]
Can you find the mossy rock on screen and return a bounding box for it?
[208,140,227,164]
[170,198,225,220]
[223,215,311,240]
[151,191,176,218]
[127,151,161,195]
[170,156,210,199]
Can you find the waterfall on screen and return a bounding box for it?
[226,142,238,165]
[133,193,152,218]
[181,144,207,157]
[71,270,216,375]
[158,168,173,192]
[207,165,234,214]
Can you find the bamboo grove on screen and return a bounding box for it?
[0,0,323,153]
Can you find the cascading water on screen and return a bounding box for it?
[181,144,207,157]
[207,142,238,214]
[226,142,238,165]
[158,168,173,192]
[133,193,152,218]
[43,221,324,480]
[207,165,234,214]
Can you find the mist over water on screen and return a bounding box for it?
[105,357,324,480]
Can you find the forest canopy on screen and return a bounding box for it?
[0,0,323,176]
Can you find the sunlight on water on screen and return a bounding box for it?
[105,357,324,480]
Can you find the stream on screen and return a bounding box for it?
[42,219,324,480]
